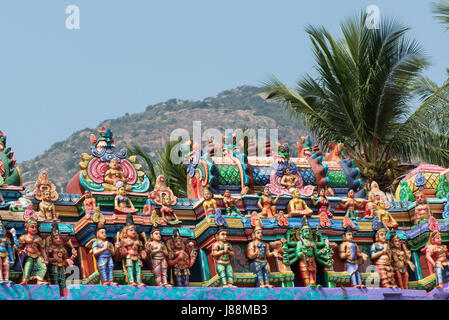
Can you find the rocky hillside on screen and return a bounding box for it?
[19,85,308,192]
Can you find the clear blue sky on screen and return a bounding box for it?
[1,0,448,161]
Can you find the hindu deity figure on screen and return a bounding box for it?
[368,181,390,209]
[311,188,333,227]
[46,221,77,292]
[424,224,449,289]
[146,228,172,287]
[33,170,59,220]
[38,190,58,221]
[339,226,368,288]
[414,191,432,224]
[370,228,397,288]
[287,188,313,218]
[0,218,18,283]
[166,228,197,287]
[276,210,289,227]
[250,211,262,228]
[296,136,313,158]
[91,211,117,285]
[203,188,220,216]
[258,187,279,219]
[143,192,156,215]
[83,190,96,218]
[246,222,282,288]
[114,181,137,214]
[325,142,346,162]
[223,190,242,216]
[282,218,333,287]
[340,189,366,221]
[150,175,181,225]
[376,201,398,230]
[115,214,146,286]
[103,158,128,191]
[211,227,236,287]
[280,168,299,193]
[18,214,48,284]
[390,232,414,289]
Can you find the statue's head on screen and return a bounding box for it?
[262,187,270,196]
[216,227,228,242]
[348,189,355,198]
[415,191,426,204]
[252,222,263,241]
[319,188,326,197]
[429,230,442,246]
[51,221,63,245]
[110,158,119,169]
[124,225,137,240]
[97,227,107,241]
[292,188,300,199]
[162,194,171,206]
[25,218,38,235]
[378,200,386,210]
[371,181,379,191]
[223,190,231,198]
[300,226,312,240]
[84,190,92,199]
[284,168,291,175]
[43,190,52,201]
[391,234,401,248]
[203,188,212,200]
[343,226,353,241]
[151,229,161,241]
[375,228,387,242]
[118,186,126,196]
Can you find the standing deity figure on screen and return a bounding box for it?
[246,222,283,288]
[282,218,333,287]
[115,214,146,286]
[211,227,236,287]
[146,229,172,287]
[223,190,242,216]
[83,190,96,218]
[143,193,156,215]
[91,211,117,285]
[339,226,368,288]
[33,170,59,221]
[203,188,220,216]
[370,228,397,288]
[103,158,128,191]
[376,201,398,230]
[160,195,181,225]
[0,218,18,283]
[414,191,432,224]
[424,229,449,289]
[114,181,137,214]
[311,188,333,227]
[280,168,299,193]
[258,187,279,219]
[19,215,48,284]
[340,190,366,221]
[390,232,414,289]
[287,188,313,218]
[46,221,77,292]
[166,228,197,287]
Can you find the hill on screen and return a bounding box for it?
[19,85,308,192]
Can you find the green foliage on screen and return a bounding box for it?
[263,12,449,189]
[432,0,449,30]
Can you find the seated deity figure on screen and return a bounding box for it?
[280,168,299,193]
[287,189,313,218]
[103,158,129,191]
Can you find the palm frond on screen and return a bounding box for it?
[432,0,449,30]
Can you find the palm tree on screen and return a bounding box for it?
[432,0,449,29]
[263,12,449,190]
[128,140,187,197]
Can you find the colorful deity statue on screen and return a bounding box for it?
[282,218,333,287]
[414,191,432,224]
[166,228,197,287]
[0,130,21,186]
[103,158,128,191]
[340,189,367,221]
[287,188,313,218]
[143,192,156,215]
[296,136,313,158]
[0,218,18,283]
[368,181,390,209]
[246,222,283,288]
[370,228,397,288]
[203,188,220,216]
[150,175,181,225]
[146,228,172,287]
[280,168,299,193]
[276,210,289,227]
[424,229,449,289]
[250,211,262,228]
[211,227,236,287]
[114,181,137,215]
[222,190,242,216]
[115,214,146,286]
[258,187,279,219]
[19,213,48,285]
[91,211,117,285]
[311,188,333,227]
[376,201,398,230]
[390,232,414,289]
[83,190,96,218]
[325,142,346,162]
[339,226,368,287]
[33,170,59,221]
[46,221,77,292]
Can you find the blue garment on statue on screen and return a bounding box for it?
[258,243,266,260]
[346,262,362,286]
[214,209,227,227]
[436,265,449,286]
[94,241,114,282]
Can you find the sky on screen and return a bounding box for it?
[0,0,448,161]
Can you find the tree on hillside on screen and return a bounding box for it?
[263,12,449,190]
